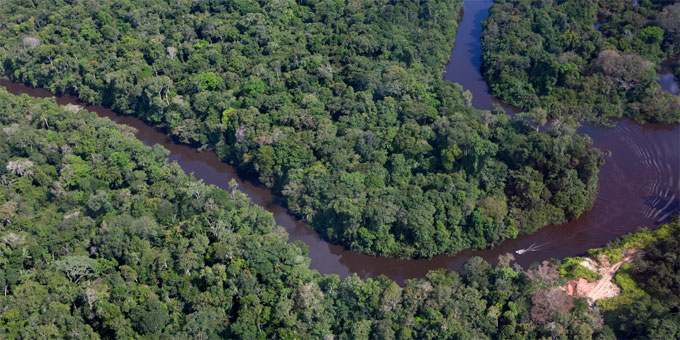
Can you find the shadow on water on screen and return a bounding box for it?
[658,73,679,95]
[1,0,679,284]
[657,54,679,95]
[443,0,517,113]
[443,0,495,110]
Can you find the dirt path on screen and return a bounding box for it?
[562,250,642,304]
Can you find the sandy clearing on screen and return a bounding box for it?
[561,249,642,304]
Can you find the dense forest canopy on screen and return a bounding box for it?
[0,0,601,258]
[482,0,680,123]
[4,88,676,339]
[0,0,678,338]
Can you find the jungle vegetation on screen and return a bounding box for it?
[2,88,660,340]
[482,0,680,123]
[0,0,601,258]
[1,89,678,339]
[0,0,677,339]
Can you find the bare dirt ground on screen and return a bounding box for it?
[561,249,642,304]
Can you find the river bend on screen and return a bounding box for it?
[1,0,678,284]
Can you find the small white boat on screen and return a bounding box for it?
[515,249,527,255]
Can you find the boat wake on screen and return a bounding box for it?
[615,123,679,224]
[515,242,547,255]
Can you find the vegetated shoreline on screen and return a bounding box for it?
[0,0,608,259]
[0,88,604,338]
[2,75,677,285]
[0,68,604,261]
[0,1,676,271]
[0,75,600,266]
[2,86,677,338]
[1,12,678,276]
[480,0,680,124]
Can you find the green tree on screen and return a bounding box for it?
[132,301,169,335]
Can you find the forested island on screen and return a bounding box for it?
[482,0,680,123]
[0,0,603,258]
[1,89,678,339]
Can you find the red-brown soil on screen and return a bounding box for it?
[561,250,642,304]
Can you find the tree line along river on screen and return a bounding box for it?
[1,0,678,284]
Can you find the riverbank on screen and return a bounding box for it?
[0,0,678,283]
[0,87,623,338]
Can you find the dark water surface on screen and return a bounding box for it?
[1,0,678,284]
[443,0,499,110]
[659,73,679,95]
[441,0,679,266]
[658,56,679,95]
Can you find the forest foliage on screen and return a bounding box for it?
[0,0,601,258]
[482,0,680,123]
[0,89,617,339]
[0,0,677,338]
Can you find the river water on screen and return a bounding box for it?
[659,56,680,96]
[1,0,678,284]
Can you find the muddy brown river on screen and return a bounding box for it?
[1,0,678,284]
